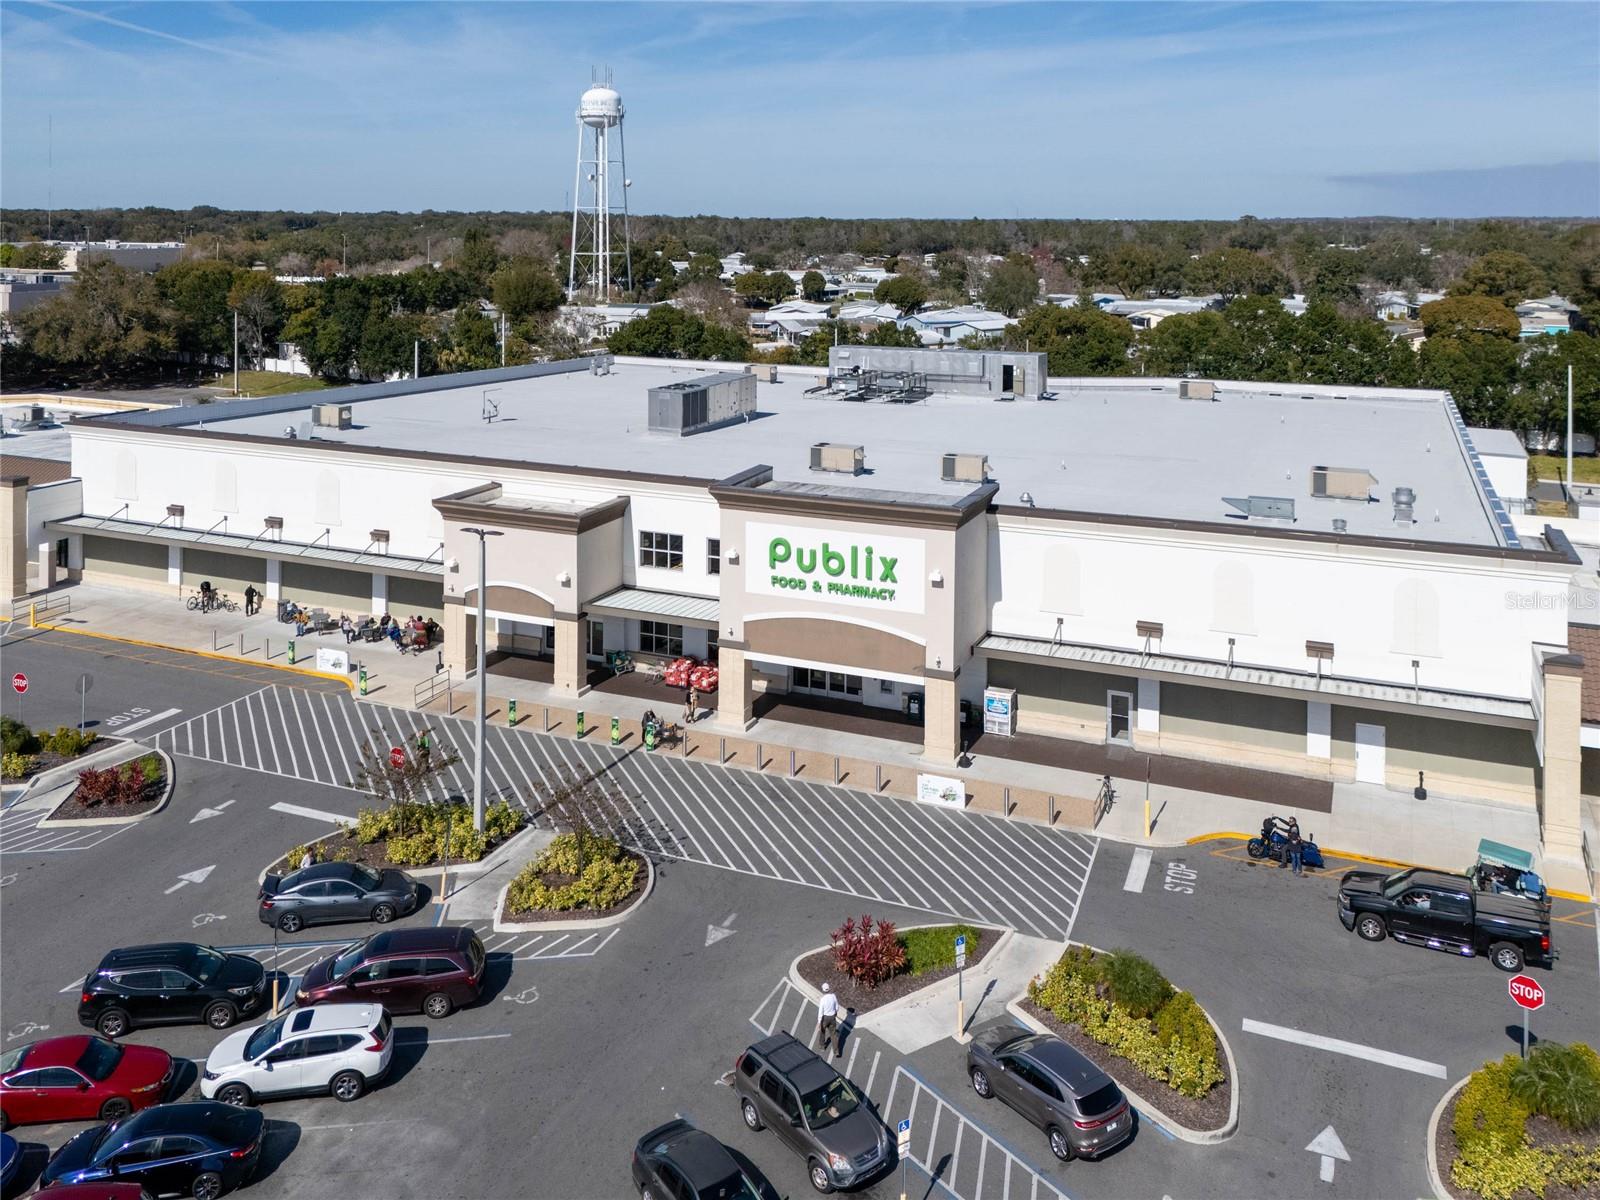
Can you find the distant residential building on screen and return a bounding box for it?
[836,301,901,327]
[559,303,654,339]
[748,300,831,345]
[1374,291,1445,321]
[897,306,1013,346]
[1514,294,1575,338]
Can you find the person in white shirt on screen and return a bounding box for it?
[817,983,841,1059]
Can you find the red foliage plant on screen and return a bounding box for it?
[830,914,906,990]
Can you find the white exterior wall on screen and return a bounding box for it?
[991,516,1568,702]
[1480,453,1527,507]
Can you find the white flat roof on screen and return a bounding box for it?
[155,362,1508,546]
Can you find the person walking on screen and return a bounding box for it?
[684,686,697,726]
[415,728,431,765]
[817,983,841,1060]
[1287,825,1305,876]
[339,614,354,644]
[244,584,259,616]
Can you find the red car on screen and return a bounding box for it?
[0,1036,172,1129]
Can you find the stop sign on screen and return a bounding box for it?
[10,673,27,695]
[1508,974,1546,1011]
[389,747,405,769]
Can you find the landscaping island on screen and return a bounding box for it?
[47,752,168,822]
[499,832,647,923]
[273,799,524,873]
[797,917,997,1015]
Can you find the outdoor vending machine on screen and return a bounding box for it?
[983,687,1016,736]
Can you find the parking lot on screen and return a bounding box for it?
[3,632,1598,1199]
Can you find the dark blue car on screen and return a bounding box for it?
[40,1101,263,1200]
[1,1131,19,1190]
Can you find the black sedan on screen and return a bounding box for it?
[632,1119,761,1200]
[41,1101,263,1199]
[258,861,421,932]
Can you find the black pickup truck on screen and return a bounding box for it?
[1337,867,1555,972]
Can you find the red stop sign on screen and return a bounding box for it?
[10,673,27,695]
[1508,974,1545,1011]
[389,747,405,769]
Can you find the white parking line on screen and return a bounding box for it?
[1242,1017,1447,1078]
[269,802,351,824]
[113,707,182,737]
[1123,847,1152,892]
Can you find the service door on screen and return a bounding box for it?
[1107,691,1133,743]
[1354,723,1386,784]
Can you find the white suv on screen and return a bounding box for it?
[201,1003,392,1106]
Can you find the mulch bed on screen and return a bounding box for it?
[1020,997,1231,1134]
[796,928,999,1017]
[498,848,650,924]
[45,767,166,822]
[1435,1087,1600,1200]
[7,747,101,786]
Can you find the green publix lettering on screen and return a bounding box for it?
[768,537,898,584]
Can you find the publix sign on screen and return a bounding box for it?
[746,522,925,615]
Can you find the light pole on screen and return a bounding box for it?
[232,310,240,396]
[460,526,502,832]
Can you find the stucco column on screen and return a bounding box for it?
[265,558,282,603]
[370,572,388,616]
[554,615,587,697]
[712,646,755,732]
[37,542,55,590]
[167,545,182,588]
[1539,655,1589,897]
[1,477,29,601]
[922,673,960,765]
[441,600,470,675]
[1135,677,1161,748]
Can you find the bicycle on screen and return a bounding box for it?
[214,593,239,613]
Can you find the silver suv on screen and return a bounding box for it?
[965,1020,1132,1161]
[733,1032,890,1193]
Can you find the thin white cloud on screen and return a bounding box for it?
[20,0,276,63]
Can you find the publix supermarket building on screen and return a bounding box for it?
[12,348,1597,890]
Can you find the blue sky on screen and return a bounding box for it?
[2,1,1596,219]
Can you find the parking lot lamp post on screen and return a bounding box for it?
[232,310,240,397]
[460,527,502,833]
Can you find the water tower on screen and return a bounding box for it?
[566,70,633,303]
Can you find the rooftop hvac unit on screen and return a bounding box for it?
[810,442,865,475]
[1179,380,1217,401]
[312,403,353,430]
[941,452,989,483]
[1310,466,1376,500]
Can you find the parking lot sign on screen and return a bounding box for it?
[896,1116,911,1152]
[10,672,27,694]
[954,933,966,968]
[1508,973,1546,1059]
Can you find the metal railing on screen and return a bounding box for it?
[28,592,72,625]
[415,669,452,710]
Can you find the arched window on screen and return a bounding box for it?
[1392,578,1440,657]
[1210,561,1255,635]
[1040,545,1082,615]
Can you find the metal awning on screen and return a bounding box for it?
[585,587,720,629]
[978,633,1535,725]
[51,514,444,578]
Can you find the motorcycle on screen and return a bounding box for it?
[1246,821,1325,870]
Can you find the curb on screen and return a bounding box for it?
[7,737,133,800]
[1185,832,1594,903]
[255,820,540,886]
[1426,1076,1468,1200]
[30,620,356,692]
[784,923,1012,1043]
[36,746,176,828]
[492,851,653,932]
[1004,938,1240,1146]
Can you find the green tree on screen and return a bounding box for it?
[156,259,236,361]
[1304,249,1364,308]
[1517,333,1600,443]
[1220,295,1294,378]
[19,261,173,369]
[932,251,970,296]
[491,261,563,320]
[437,304,500,373]
[1136,311,1242,378]
[455,226,500,292]
[874,274,927,312]
[734,271,772,304]
[1362,234,1435,289]
[865,321,920,348]
[981,254,1040,317]
[1418,334,1520,426]
[800,270,828,302]
[0,242,66,269]
[1089,244,1162,299]
[761,271,796,305]
[1012,303,1133,376]
[606,305,749,361]
[1419,295,1521,340]
[1186,248,1284,301]
[1456,250,1545,304]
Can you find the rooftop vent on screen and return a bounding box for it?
[312,403,352,430]
[941,453,989,483]
[811,443,865,475]
[1311,466,1376,500]
[1223,495,1295,521]
[1179,380,1217,401]
[1392,486,1416,524]
[1332,518,1348,534]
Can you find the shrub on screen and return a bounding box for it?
[1,717,39,756]
[504,833,638,913]
[831,914,907,990]
[40,726,97,757]
[346,800,519,864]
[1450,1049,1600,1197]
[74,766,121,808]
[285,842,322,868]
[1510,1042,1600,1132]
[900,925,982,976]
[1099,950,1173,1018]
[1,751,32,779]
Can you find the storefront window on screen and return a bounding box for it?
[587,620,604,659]
[639,620,683,657]
[639,531,683,570]
[706,630,719,662]
[794,668,863,697]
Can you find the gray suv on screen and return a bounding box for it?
[734,1032,890,1193]
[965,1020,1132,1161]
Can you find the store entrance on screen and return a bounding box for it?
[791,667,862,700]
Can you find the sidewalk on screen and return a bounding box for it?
[14,580,1583,896]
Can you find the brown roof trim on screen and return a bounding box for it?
[1541,654,1585,678]
[80,420,716,492]
[991,503,1574,564]
[432,488,628,535]
[712,469,995,530]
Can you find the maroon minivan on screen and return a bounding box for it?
[295,926,486,1019]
